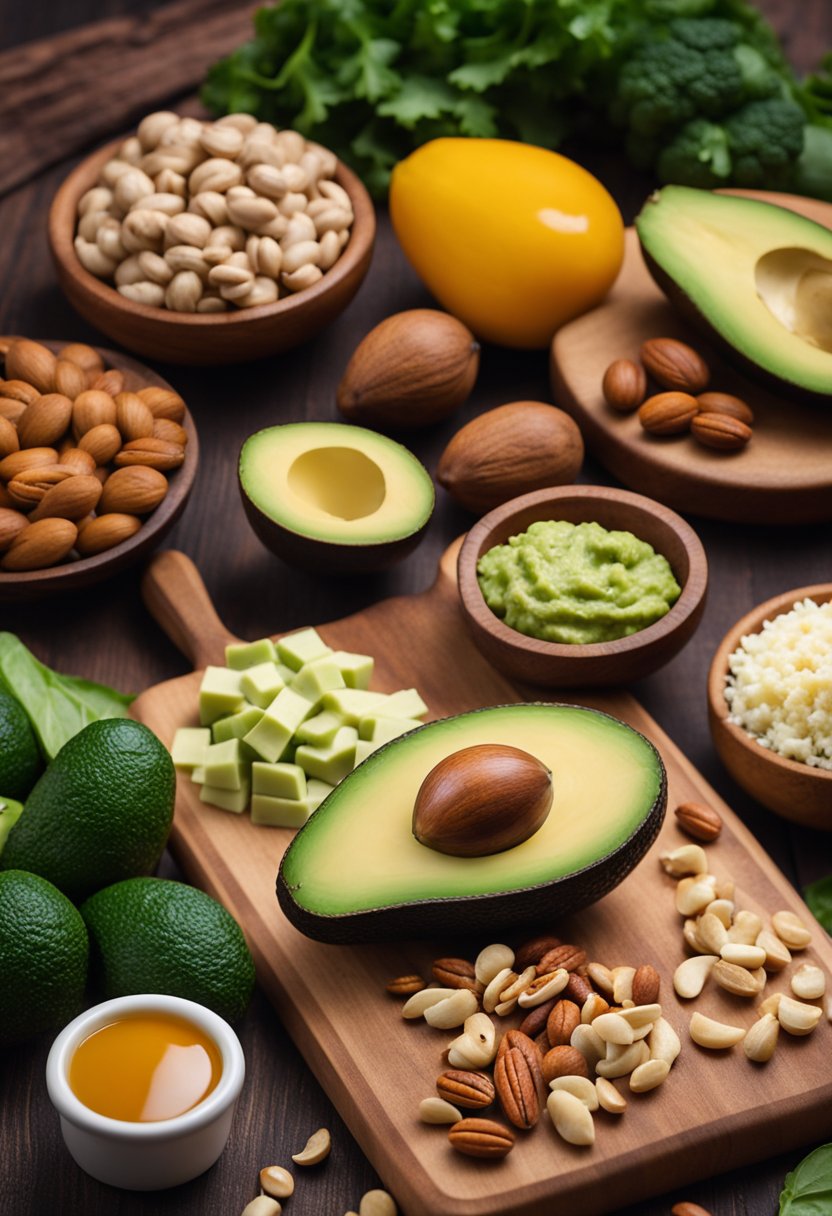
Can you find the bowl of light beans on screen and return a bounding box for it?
[48,112,375,365]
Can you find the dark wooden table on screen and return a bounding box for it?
[2,3,831,1214]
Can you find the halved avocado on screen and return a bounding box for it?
[277,703,666,942]
[239,422,435,573]
[636,186,832,402]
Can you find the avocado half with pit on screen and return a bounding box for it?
[239,422,435,572]
[277,703,666,943]
[636,186,832,402]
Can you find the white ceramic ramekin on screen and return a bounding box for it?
[46,993,245,1190]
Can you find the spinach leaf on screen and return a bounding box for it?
[804,877,832,933]
[780,1144,832,1214]
[0,633,133,761]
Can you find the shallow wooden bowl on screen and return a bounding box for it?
[707,584,832,830]
[0,342,198,600]
[457,485,708,688]
[47,139,376,366]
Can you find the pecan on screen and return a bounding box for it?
[494,1046,540,1129]
[432,957,482,994]
[536,944,585,976]
[436,1069,495,1110]
[514,934,562,971]
[542,1045,589,1084]
[690,411,752,451]
[448,1118,515,1159]
[638,391,698,435]
[564,973,593,1004]
[495,1029,544,1095]
[517,998,555,1040]
[547,999,581,1047]
[385,974,424,996]
[674,801,723,842]
[534,1029,550,1054]
[631,964,661,1006]
[640,337,710,393]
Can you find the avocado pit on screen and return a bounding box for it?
[755,247,832,353]
[412,743,553,857]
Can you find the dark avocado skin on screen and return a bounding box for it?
[275,705,667,944]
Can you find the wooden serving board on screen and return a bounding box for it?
[132,547,832,1216]
[550,191,832,525]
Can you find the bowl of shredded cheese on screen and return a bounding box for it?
[707,584,832,830]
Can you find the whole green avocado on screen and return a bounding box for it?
[0,718,175,903]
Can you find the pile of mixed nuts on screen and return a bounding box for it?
[603,337,754,452]
[0,337,187,571]
[75,112,354,313]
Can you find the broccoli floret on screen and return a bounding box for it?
[656,98,805,190]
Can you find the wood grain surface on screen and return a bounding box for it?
[131,545,832,1216]
[551,193,832,525]
[1,2,832,1215]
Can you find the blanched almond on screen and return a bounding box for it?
[547,1089,594,1146]
[791,963,825,1000]
[743,1013,779,1063]
[673,955,718,999]
[777,995,823,1036]
[595,1077,626,1113]
[771,910,812,949]
[689,1012,745,1050]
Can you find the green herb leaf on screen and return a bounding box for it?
[804,876,832,933]
[779,1144,832,1214]
[0,634,133,761]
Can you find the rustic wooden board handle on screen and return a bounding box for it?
[141,549,239,671]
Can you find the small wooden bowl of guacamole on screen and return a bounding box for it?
[457,485,708,687]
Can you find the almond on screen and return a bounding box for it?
[17,394,73,448]
[1,517,77,570]
[641,337,710,393]
[696,391,753,425]
[60,448,97,475]
[99,465,168,515]
[0,416,19,459]
[90,368,125,397]
[494,1046,540,1129]
[4,339,56,393]
[137,386,186,422]
[602,359,646,412]
[542,1044,588,1083]
[0,447,58,482]
[674,801,723,842]
[30,474,102,522]
[73,389,117,437]
[0,507,28,551]
[113,437,185,472]
[631,964,660,1006]
[7,466,77,509]
[53,359,89,399]
[152,417,188,446]
[436,1069,495,1110]
[671,1205,714,1216]
[115,391,155,442]
[0,398,26,424]
[638,392,698,435]
[547,999,581,1047]
[0,380,40,406]
[691,412,751,451]
[447,1117,514,1159]
[58,342,104,375]
[78,423,122,465]
[76,513,142,555]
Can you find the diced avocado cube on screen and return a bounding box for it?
[275,663,295,684]
[251,793,312,828]
[241,661,286,709]
[191,765,206,784]
[243,686,314,763]
[225,638,277,670]
[252,761,307,800]
[295,726,358,785]
[277,627,331,671]
[353,739,378,767]
[294,710,345,747]
[171,727,212,771]
[204,739,250,791]
[212,706,264,743]
[358,715,422,745]
[200,777,251,814]
[199,666,245,726]
[321,688,387,726]
[306,778,334,811]
[330,650,374,689]
[290,657,345,706]
[380,688,429,720]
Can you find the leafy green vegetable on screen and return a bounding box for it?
[804,876,832,933]
[0,634,134,761]
[779,1144,832,1214]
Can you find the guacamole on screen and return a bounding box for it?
[477,519,681,645]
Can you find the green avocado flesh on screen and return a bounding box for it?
[277,704,665,942]
[239,422,434,546]
[636,187,832,399]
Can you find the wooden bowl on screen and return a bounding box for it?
[0,343,198,600]
[47,139,376,366]
[457,485,708,688]
[707,584,832,830]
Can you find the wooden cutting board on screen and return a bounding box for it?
[550,191,832,525]
[131,546,832,1216]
